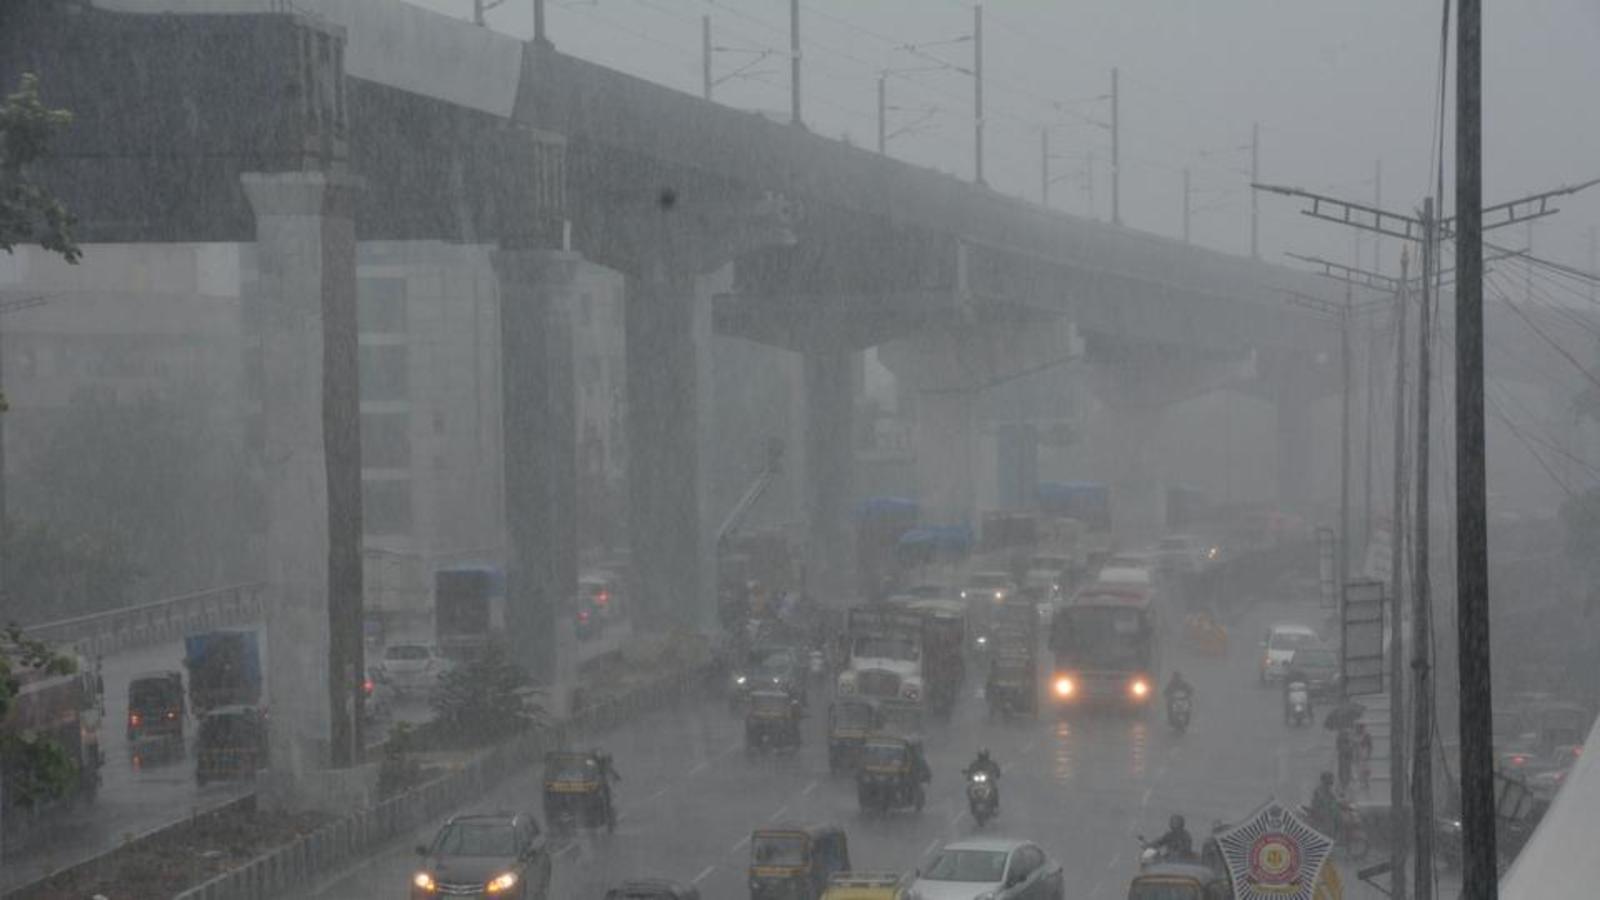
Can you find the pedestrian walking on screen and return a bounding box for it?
[1354,723,1373,791]
[1336,726,1354,790]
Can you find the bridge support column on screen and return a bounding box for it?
[491,248,580,682]
[913,388,979,527]
[1274,388,1314,512]
[625,264,709,629]
[240,171,364,780]
[802,348,857,600]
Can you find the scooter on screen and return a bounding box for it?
[1167,692,1192,733]
[1285,681,1312,727]
[967,771,998,826]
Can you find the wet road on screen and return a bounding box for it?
[313,596,1395,900]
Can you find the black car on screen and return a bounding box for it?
[730,646,807,710]
[413,812,551,899]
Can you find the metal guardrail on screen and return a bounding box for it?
[173,663,711,900]
[21,582,267,659]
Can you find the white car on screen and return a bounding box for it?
[376,642,446,698]
[907,838,1064,900]
[1260,623,1320,683]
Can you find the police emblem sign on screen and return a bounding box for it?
[1215,802,1333,900]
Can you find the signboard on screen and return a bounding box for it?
[847,607,922,635]
[1341,579,1386,696]
[1216,802,1334,900]
[1315,527,1336,609]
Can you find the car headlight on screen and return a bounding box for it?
[735,675,747,685]
[902,684,921,700]
[993,590,1004,600]
[1130,678,1150,698]
[1054,676,1075,697]
[413,872,437,892]
[486,871,519,894]
[975,635,988,646]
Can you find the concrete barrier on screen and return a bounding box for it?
[171,663,709,900]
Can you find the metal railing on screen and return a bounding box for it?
[21,583,267,659]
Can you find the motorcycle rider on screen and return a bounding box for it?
[1164,672,1194,723]
[1148,814,1195,861]
[963,749,1003,809]
[1283,666,1313,724]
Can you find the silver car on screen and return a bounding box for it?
[907,838,1064,900]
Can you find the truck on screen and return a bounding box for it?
[434,563,506,661]
[1,641,104,808]
[183,629,263,712]
[854,497,919,599]
[836,601,966,719]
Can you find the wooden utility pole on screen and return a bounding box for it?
[1454,0,1497,895]
[1412,197,1436,900]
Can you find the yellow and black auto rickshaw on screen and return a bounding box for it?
[746,690,804,755]
[543,750,616,833]
[748,824,850,900]
[855,734,927,815]
[820,872,907,900]
[985,647,1037,718]
[194,705,267,786]
[827,699,880,774]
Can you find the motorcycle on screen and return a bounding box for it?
[1167,692,1192,732]
[1285,681,1311,727]
[967,771,998,826]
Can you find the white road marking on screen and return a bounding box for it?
[555,841,580,859]
[923,837,942,857]
[692,865,717,884]
[731,835,751,852]
[644,786,669,803]
[768,805,789,822]
[715,744,741,760]
[689,760,710,775]
[800,779,819,796]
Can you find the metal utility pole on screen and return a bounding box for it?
[1182,168,1192,244]
[974,3,985,185]
[1455,0,1497,895]
[789,0,802,126]
[1390,246,1411,900]
[1374,160,1384,274]
[533,0,548,45]
[1040,129,1049,206]
[1111,67,1121,225]
[1250,122,1260,258]
[877,74,887,154]
[1412,196,1436,900]
[1339,285,1352,581]
[702,15,712,100]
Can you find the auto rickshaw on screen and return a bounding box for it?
[821,872,907,900]
[1182,610,1229,657]
[127,670,185,742]
[543,750,616,833]
[1126,862,1231,900]
[746,690,803,755]
[748,824,851,900]
[194,705,267,786]
[875,700,924,738]
[827,699,880,774]
[855,734,927,815]
[985,649,1037,717]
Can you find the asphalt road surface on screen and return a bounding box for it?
[312,595,1415,900]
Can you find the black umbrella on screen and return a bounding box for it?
[1323,701,1367,731]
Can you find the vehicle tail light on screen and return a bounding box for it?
[166,711,178,720]
[1054,676,1075,697]
[363,678,374,696]
[578,610,590,623]
[595,591,610,608]
[129,713,141,726]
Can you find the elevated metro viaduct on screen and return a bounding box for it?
[19,0,1589,749]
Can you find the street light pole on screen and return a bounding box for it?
[789,0,802,126]
[877,74,887,154]
[1111,66,1121,225]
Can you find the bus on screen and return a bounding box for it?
[435,563,507,661]
[1048,585,1159,709]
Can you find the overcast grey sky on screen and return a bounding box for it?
[410,0,1600,280]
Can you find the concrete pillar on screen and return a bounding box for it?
[913,388,979,526]
[491,248,580,683]
[625,261,705,628]
[802,348,856,599]
[1275,389,1313,512]
[240,170,363,775]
